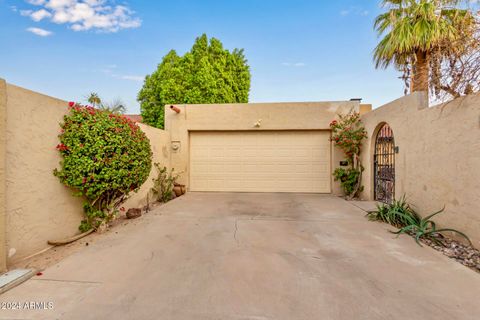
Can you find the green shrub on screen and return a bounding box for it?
[151,164,179,203]
[333,167,364,197]
[54,102,152,232]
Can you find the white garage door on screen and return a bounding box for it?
[189,131,331,193]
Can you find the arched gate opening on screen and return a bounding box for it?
[374,123,395,203]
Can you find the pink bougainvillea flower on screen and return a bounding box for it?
[56,143,69,152]
[68,101,75,107]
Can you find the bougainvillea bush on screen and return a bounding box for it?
[54,102,152,232]
[330,112,367,199]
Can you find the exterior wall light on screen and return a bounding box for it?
[170,105,181,114]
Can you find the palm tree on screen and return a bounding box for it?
[99,98,127,114]
[87,92,102,107]
[374,0,473,94]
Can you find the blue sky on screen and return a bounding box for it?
[0,0,404,113]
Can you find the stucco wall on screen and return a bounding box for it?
[123,123,171,209]
[0,80,7,272]
[5,84,85,263]
[360,92,480,246]
[164,101,363,194]
[3,83,170,265]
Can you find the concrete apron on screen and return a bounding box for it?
[0,193,479,320]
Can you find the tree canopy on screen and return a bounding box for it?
[373,0,475,96]
[138,34,251,128]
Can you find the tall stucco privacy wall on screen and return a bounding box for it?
[0,80,7,273]
[1,82,170,267]
[360,92,480,246]
[123,123,171,210]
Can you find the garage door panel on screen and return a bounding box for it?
[312,146,329,158]
[190,131,331,193]
[312,163,329,175]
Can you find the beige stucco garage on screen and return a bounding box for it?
[165,101,372,194]
[189,130,331,193]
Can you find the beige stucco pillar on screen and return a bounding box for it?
[0,79,7,272]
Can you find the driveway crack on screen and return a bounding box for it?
[234,219,240,245]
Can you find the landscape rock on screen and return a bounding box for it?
[126,208,142,219]
[418,236,480,273]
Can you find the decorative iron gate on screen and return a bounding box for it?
[374,123,395,203]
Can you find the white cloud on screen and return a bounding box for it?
[340,7,369,16]
[281,62,306,67]
[20,0,141,33]
[27,0,46,5]
[96,65,144,82]
[99,64,117,74]
[26,27,53,36]
[31,9,52,21]
[20,9,33,16]
[120,75,144,82]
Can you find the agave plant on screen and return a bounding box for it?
[366,196,420,228]
[391,207,472,247]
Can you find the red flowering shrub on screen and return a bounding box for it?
[54,102,152,232]
[330,112,367,199]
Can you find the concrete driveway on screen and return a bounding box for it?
[2,193,480,320]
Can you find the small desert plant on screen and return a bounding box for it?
[392,207,472,247]
[366,196,420,228]
[151,164,180,203]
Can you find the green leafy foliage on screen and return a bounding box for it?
[367,196,471,247]
[330,112,367,199]
[367,196,420,228]
[54,103,152,231]
[373,0,475,93]
[151,164,179,203]
[86,92,126,114]
[392,207,472,247]
[333,167,364,196]
[138,34,251,129]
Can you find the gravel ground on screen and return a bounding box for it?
[419,235,480,273]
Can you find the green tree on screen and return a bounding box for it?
[138,34,251,128]
[99,98,127,114]
[87,92,101,107]
[374,0,473,94]
[86,93,127,114]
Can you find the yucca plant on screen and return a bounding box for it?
[367,196,420,228]
[392,207,472,247]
